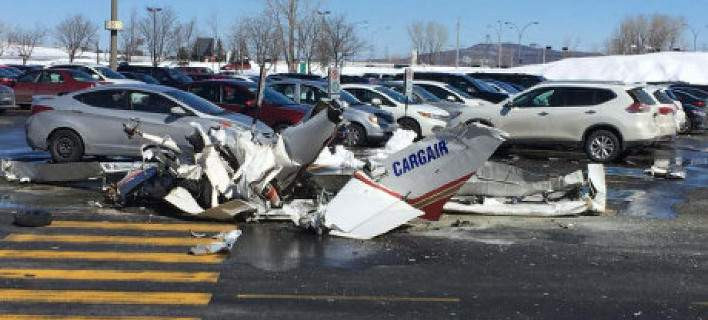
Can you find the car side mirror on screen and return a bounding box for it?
[371,98,382,106]
[245,99,255,108]
[446,95,457,102]
[170,106,187,116]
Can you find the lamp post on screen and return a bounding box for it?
[504,21,539,67]
[146,6,162,67]
[487,20,506,68]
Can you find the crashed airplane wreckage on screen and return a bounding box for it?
[101,99,507,239]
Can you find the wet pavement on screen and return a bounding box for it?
[0,110,707,319]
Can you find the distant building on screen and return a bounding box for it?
[193,37,215,61]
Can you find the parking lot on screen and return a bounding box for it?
[1,109,706,319]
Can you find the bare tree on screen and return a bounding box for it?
[297,11,321,73]
[139,7,178,66]
[229,20,249,69]
[267,0,301,72]
[120,8,140,62]
[424,22,448,64]
[242,12,279,66]
[608,14,685,54]
[178,18,197,60]
[9,25,46,65]
[407,21,425,61]
[54,14,97,62]
[319,14,365,67]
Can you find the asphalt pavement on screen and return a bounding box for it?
[0,110,706,319]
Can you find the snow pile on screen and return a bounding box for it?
[512,52,708,84]
[313,145,365,169]
[367,129,417,164]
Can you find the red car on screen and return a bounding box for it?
[13,69,97,106]
[186,80,312,131]
[0,66,22,87]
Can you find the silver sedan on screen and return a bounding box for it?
[0,85,16,113]
[26,84,272,162]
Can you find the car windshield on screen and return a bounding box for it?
[165,90,225,115]
[653,90,675,104]
[467,76,498,93]
[445,84,473,99]
[246,84,296,105]
[71,70,97,82]
[167,68,193,83]
[339,89,363,105]
[413,86,442,102]
[676,87,708,98]
[375,86,415,104]
[95,67,127,79]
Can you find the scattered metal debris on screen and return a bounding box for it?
[645,157,686,179]
[13,208,52,227]
[188,229,242,255]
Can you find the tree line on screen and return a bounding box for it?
[0,0,366,71]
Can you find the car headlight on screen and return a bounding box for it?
[367,114,379,125]
[417,111,449,121]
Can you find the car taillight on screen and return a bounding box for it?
[694,101,705,107]
[658,106,674,115]
[626,102,650,113]
[218,120,233,128]
[31,105,54,115]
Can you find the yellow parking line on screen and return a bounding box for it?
[49,221,235,233]
[5,234,215,247]
[0,250,224,264]
[0,289,211,305]
[0,316,200,320]
[0,268,219,283]
[235,293,460,303]
[692,302,708,306]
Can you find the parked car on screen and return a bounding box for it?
[378,81,467,117]
[13,69,98,106]
[407,80,487,106]
[186,79,312,131]
[117,65,193,88]
[267,73,324,82]
[666,89,706,131]
[0,65,23,77]
[120,72,160,84]
[0,68,18,87]
[26,84,271,162]
[6,64,44,74]
[649,86,688,134]
[175,66,223,81]
[270,79,396,146]
[449,82,674,162]
[342,84,452,137]
[49,64,142,84]
[404,72,509,103]
[467,72,546,89]
[639,87,678,138]
[481,79,522,94]
[0,85,16,113]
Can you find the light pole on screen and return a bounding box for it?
[487,20,506,68]
[505,21,539,67]
[146,6,162,67]
[455,18,460,68]
[316,10,331,66]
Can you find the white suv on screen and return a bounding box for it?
[342,84,453,137]
[450,81,672,162]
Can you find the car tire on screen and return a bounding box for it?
[343,123,367,147]
[584,129,621,163]
[49,129,85,163]
[678,121,691,134]
[398,118,422,138]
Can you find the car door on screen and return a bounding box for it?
[300,84,327,105]
[496,87,559,141]
[220,84,253,114]
[39,70,70,96]
[347,88,401,118]
[271,83,299,103]
[13,71,41,104]
[188,83,222,106]
[73,89,137,155]
[126,90,194,149]
[543,88,613,142]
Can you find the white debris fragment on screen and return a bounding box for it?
[189,229,242,255]
[313,145,365,169]
[644,157,686,179]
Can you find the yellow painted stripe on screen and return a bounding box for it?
[0,316,199,320]
[0,268,218,283]
[49,221,235,232]
[236,293,460,303]
[692,302,708,306]
[0,250,223,264]
[0,289,211,305]
[5,234,215,247]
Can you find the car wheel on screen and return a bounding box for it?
[343,123,367,147]
[398,118,422,138]
[678,121,691,134]
[584,130,621,163]
[49,129,85,163]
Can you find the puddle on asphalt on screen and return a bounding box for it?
[232,224,387,272]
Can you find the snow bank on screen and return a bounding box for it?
[511,52,708,85]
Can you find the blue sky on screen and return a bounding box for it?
[2,0,707,55]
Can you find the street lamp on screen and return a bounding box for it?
[505,21,539,67]
[146,7,162,67]
[486,20,507,68]
[684,23,698,51]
